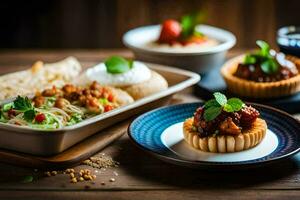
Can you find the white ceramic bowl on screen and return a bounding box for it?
[123,24,236,74]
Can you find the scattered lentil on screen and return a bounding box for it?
[71,177,77,183]
[69,173,75,178]
[109,178,115,182]
[42,154,118,186]
[113,171,119,176]
[82,154,119,169]
[44,171,51,177]
[51,171,57,176]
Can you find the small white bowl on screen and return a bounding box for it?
[123,24,236,74]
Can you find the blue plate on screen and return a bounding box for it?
[128,103,300,169]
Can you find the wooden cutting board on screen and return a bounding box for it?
[0,119,130,169]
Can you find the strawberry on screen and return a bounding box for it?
[158,19,182,44]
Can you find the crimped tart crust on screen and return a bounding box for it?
[183,117,267,153]
[220,55,300,98]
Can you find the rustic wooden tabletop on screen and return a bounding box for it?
[0,49,300,200]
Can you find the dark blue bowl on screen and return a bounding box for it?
[277,26,300,57]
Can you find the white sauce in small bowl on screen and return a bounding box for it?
[145,38,219,53]
[85,61,151,87]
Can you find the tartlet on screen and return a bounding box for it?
[221,40,300,98]
[183,92,267,153]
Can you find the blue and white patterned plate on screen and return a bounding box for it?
[128,103,300,168]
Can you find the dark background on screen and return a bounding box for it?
[1,0,299,49]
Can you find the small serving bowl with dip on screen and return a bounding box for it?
[123,24,236,74]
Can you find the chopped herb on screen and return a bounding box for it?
[67,113,83,126]
[98,98,109,105]
[203,92,244,121]
[23,109,36,122]
[104,56,133,74]
[0,110,7,122]
[2,102,14,112]
[13,96,33,111]
[12,96,36,121]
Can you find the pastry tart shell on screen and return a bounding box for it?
[183,117,267,153]
[220,54,300,98]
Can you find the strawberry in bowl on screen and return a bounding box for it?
[123,12,236,74]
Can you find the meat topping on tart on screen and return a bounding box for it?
[234,40,298,82]
[192,92,259,137]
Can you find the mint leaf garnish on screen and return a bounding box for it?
[243,40,279,74]
[203,106,222,121]
[261,59,279,74]
[180,12,205,39]
[104,56,133,74]
[204,99,219,108]
[227,98,244,111]
[244,54,256,65]
[256,40,270,57]
[213,92,227,106]
[223,104,234,112]
[203,92,244,121]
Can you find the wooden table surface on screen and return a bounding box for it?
[0,49,300,200]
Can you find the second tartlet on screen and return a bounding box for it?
[221,40,300,98]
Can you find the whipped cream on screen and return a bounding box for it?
[145,38,219,53]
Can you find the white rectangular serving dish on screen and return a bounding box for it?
[0,63,200,156]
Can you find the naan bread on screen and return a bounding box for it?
[0,57,82,101]
[110,87,135,106]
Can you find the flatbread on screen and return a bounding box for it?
[110,87,134,106]
[121,71,168,100]
[0,57,82,101]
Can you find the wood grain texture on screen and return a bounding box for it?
[1,0,299,48]
[1,190,300,200]
[0,50,299,200]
